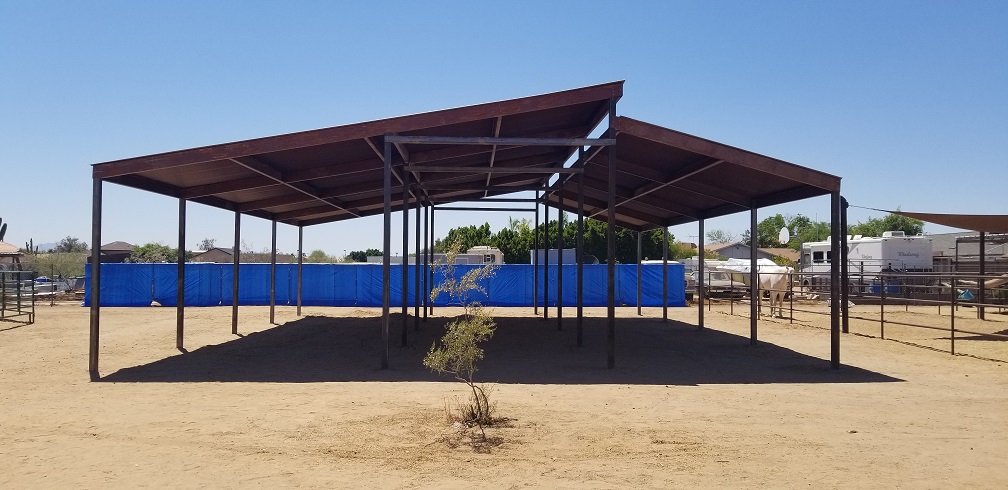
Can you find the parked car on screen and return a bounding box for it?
[691,270,745,298]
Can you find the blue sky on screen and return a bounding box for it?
[1,1,1005,256]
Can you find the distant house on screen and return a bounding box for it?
[706,242,777,261]
[0,241,23,270]
[190,247,235,263]
[190,247,296,264]
[100,241,135,263]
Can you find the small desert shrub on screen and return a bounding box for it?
[423,241,499,438]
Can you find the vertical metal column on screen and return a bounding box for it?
[423,204,429,320]
[402,166,409,347]
[269,219,277,325]
[429,204,435,317]
[89,177,102,379]
[177,198,186,350]
[979,232,986,320]
[414,202,421,330]
[232,211,240,334]
[662,227,668,322]
[297,225,303,317]
[557,206,563,330]
[544,200,550,320]
[381,137,392,369]
[840,197,849,333]
[749,206,758,345]
[577,166,585,347]
[637,231,642,316]
[830,190,842,369]
[698,218,705,330]
[606,97,617,369]
[533,191,539,315]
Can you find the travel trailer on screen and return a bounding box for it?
[801,231,933,281]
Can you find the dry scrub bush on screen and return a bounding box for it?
[423,241,499,439]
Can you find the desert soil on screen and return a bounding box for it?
[1,301,1006,488]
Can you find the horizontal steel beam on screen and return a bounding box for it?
[434,206,535,212]
[386,135,615,146]
[404,165,582,174]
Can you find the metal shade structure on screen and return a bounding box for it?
[87,81,846,379]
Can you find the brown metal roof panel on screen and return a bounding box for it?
[92,81,623,179]
[613,116,840,191]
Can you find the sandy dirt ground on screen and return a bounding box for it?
[1,300,1006,488]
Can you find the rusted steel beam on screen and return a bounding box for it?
[230,156,360,218]
[484,116,503,197]
[179,175,277,199]
[404,165,583,174]
[606,97,617,369]
[434,207,535,212]
[381,137,392,370]
[386,135,615,146]
[269,220,277,325]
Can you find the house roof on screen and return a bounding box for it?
[101,241,135,252]
[0,241,21,256]
[760,247,800,262]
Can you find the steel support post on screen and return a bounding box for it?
[534,191,539,315]
[402,166,409,347]
[423,204,429,320]
[89,177,102,379]
[297,225,303,316]
[269,219,276,325]
[830,190,842,369]
[232,211,240,334]
[577,166,585,346]
[606,97,617,369]
[544,201,550,320]
[414,202,420,330]
[841,197,849,333]
[177,198,186,351]
[979,232,986,320]
[662,227,668,322]
[637,231,642,316]
[557,206,563,330]
[698,218,704,330]
[429,204,435,317]
[750,207,758,345]
[381,138,392,369]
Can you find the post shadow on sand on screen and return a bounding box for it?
[99,312,903,385]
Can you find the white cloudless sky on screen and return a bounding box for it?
[1,1,1005,256]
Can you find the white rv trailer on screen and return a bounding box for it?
[801,231,933,281]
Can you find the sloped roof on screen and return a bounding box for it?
[546,116,841,231]
[93,82,623,227]
[0,241,21,256]
[101,241,135,252]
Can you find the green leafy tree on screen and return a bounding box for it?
[306,249,331,263]
[54,236,88,253]
[435,222,492,253]
[706,229,737,244]
[848,211,924,237]
[127,243,193,262]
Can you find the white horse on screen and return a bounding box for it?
[758,266,792,318]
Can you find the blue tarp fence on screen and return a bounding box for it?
[83,263,686,308]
